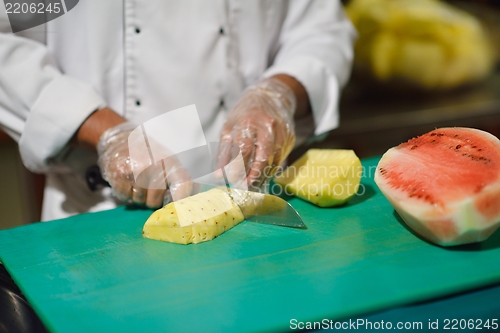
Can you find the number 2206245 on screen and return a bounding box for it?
[442,319,498,330]
[5,2,61,14]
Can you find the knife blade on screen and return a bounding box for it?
[220,168,306,229]
[232,189,307,229]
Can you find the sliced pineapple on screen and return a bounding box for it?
[143,188,244,244]
[274,149,362,207]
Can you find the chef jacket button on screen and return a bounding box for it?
[136,100,141,106]
[219,99,224,107]
[135,27,141,34]
[219,27,224,35]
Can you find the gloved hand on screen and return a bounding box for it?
[218,78,296,191]
[97,122,193,208]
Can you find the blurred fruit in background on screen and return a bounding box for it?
[346,0,496,91]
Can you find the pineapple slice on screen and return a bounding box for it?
[274,149,362,207]
[143,188,244,244]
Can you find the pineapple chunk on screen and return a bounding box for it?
[274,149,362,207]
[346,0,495,89]
[143,188,244,244]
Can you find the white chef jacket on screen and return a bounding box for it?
[0,0,356,221]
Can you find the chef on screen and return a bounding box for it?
[0,0,356,221]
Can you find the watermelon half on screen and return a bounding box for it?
[374,127,500,246]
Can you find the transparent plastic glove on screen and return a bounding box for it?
[218,78,296,191]
[97,122,193,208]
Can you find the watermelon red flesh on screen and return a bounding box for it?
[375,127,500,246]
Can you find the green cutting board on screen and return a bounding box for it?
[1,157,500,333]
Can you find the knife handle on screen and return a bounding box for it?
[85,165,110,191]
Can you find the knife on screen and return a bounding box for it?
[220,168,306,229]
[230,188,307,229]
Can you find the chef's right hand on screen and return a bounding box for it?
[97,122,193,208]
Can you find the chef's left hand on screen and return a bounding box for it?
[217,76,299,191]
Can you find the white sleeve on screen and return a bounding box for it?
[0,30,106,173]
[263,0,357,136]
